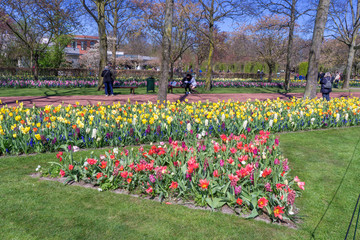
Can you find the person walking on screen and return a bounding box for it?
[320,72,334,101]
[101,64,114,96]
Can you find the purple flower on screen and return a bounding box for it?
[220,159,224,167]
[250,172,254,184]
[149,174,156,183]
[287,191,296,205]
[67,145,72,151]
[186,173,192,181]
[168,137,173,144]
[234,185,242,195]
[275,138,279,145]
[283,159,289,171]
[274,158,280,165]
[247,127,251,133]
[264,183,272,192]
[204,158,209,171]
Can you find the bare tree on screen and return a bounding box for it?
[256,0,311,91]
[328,0,360,89]
[158,0,174,102]
[0,0,79,79]
[245,15,288,82]
[106,0,137,67]
[304,0,331,99]
[81,0,110,90]
[136,0,197,80]
[186,0,250,90]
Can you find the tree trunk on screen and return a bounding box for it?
[284,0,296,91]
[268,63,274,82]
[344,41,356,90]
[158,0,174,103]
[112,5,118,68]
[33,52,39,80]
[205,20,214,91]
[304,0,330,99]
[97,1,108,91]
[170,61,174,82]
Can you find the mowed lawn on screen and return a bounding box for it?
[0,127,359,239]
[0,86,359,97]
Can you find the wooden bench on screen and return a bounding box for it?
[168,85,184,93]
[102,86,138,94]
[168,85,199,94]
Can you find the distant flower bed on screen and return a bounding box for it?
[0,79,311,88]
[43,131,305,221]
[1,97,360,155]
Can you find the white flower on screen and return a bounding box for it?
[96,137,101,142]
[241,161,246,165]
[345,113,349,121]
[310,118,315,125]
[205,119,209,126]
[197,134,202,140]
[274,113,278,119]
[336,114,340,122]
[300,111,303,117]
[221,114,225,121]
[91,129,97,138]
[242,120,248,129]
[284,180,288,185]
[97,188,103,192]
[83,162,89,166]
[259,171,263,177]
[186,123,191,132]
[201,130,206,137]
[269,119,273,127]
[35,165,41,171]
[113,147,119,154]
[73,146,80,152]
[86,128,90,134]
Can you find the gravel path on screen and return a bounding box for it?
[0,92,358,107]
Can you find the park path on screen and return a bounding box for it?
[0,92,359,107]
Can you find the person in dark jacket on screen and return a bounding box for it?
[101,65,114,96]
[182,74,192,94]
[320,72,334,101]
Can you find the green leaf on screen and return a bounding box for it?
[246,208,259,219]
[206,197,225,210]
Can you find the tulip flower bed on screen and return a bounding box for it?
[1,97,360,155]
[0,79,311,89]
[44,131,305,222]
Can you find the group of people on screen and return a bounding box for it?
[181,74,197,94]
[319,72,341,101]
[257,70,265,80]
[102,63,199,96]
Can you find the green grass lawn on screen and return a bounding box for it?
[0,86,359,97]
[0,127,359,239]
